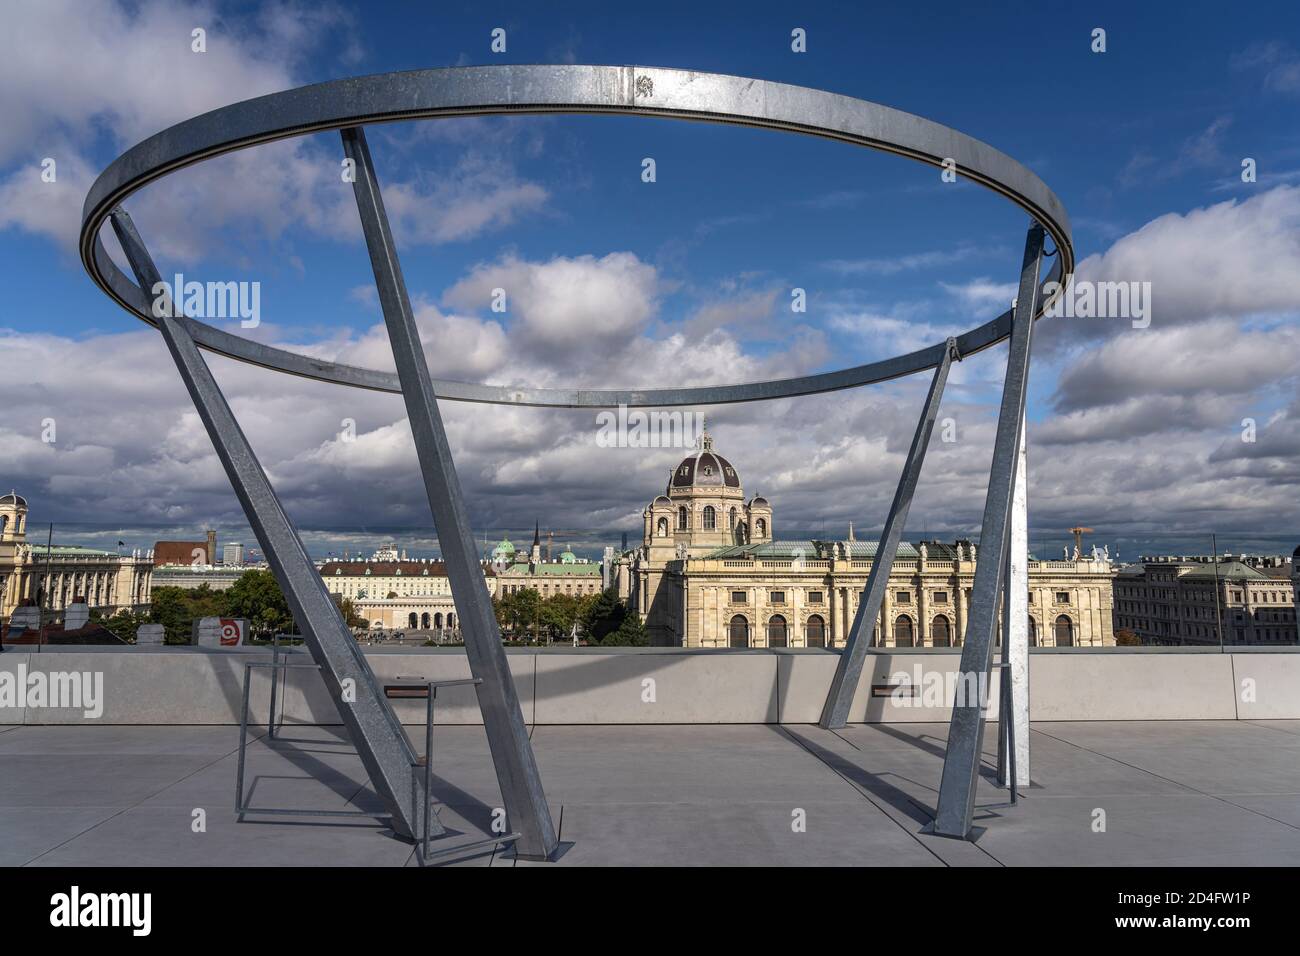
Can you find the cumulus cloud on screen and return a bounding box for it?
[0,0,549,259]
[442,252,664,362]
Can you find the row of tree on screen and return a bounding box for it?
[97,569,646,647]
[97,569,300,644]
[492,587,648,645]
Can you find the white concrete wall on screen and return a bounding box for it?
[1,647,1296,726]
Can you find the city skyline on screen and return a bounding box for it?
[3,2,1300,546]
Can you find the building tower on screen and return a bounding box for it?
[0,492,28,544]
[1293,545,1300,643]
[530,521,541,572]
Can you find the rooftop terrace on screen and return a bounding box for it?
[4,718,1298,866]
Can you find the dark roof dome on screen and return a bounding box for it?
[671,428,740,489]
[0,492,27,507]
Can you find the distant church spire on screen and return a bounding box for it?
[700,417,713,452]
[848,521,855,542]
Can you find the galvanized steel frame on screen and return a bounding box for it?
[82,66,1073,846]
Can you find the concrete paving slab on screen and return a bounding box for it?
[977,792,1300,866]
[524,800,943,867]
[26,803,416,867]
[0,807,123,866]
[4,721,1297,866]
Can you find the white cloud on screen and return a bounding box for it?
[442,252,664,360]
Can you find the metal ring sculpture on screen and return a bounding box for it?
[82,65,1072,407]
[81,66,1073,855]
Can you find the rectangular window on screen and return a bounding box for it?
[731,591,747,604]
[896,591,911,604]
[933,591,948,604]
[1056,591,1071,604]
[808,590,824,604]
[770,591,786,604]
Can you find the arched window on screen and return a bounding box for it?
[728,507,737,529]
[0,515,7,537]
[447,613,455,629]
[703,506,716,530]
[656,516,668,537]
[421,612,431,629]
[931,614,952,647]
[1054,614,1074,647]
[756,518,767,538]
[767,614,788,647]
[408,612,418,629]
[1028,616,1038,646]
[677,506,688,531]
[806,614,826,648]
[894,615,914,647]
[434,612,443,628]
[729,614,749,648]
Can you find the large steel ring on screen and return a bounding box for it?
[80,65,1073,408]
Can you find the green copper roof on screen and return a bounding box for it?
[502,562,600,577]
[704,539,925,560]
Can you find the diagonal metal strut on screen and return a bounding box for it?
[109,207,432,842]
[341,126,560,861]
[819,340,955,729]
[931,221,1045,839]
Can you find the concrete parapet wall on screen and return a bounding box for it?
[1,646,1295,726]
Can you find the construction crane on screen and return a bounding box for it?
[545,530,587,562]
[1069,526,1094,554]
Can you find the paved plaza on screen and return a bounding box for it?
[2,719,1298,866]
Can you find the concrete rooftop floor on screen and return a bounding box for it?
[2,720,1299,867]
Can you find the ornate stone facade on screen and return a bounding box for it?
[0,493,153,621]
[615,431,1116,648]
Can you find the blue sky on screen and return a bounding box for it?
[2,0,1300,560]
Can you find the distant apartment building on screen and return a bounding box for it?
[1114,557,1297,646]
[153,529,216,567]
[151,564,248,591]
[490,525,604,600]
[222,542,244,566]
[320,558,498,632]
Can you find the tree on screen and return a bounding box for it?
[580,588,627,643]
[224,569,292,638]
[337,597,368,630]
[602,613,649,646]
[539,593,580,642]
[99,608,148,643]
[494,588,541,640]
[1115,628,1142,647]
[148,586,199,644]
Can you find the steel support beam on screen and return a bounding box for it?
[341,126,560,861]
[997,408,1031,788]
[108,207,429,842]
[819,341,955,729]
[931,221,1045,839]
